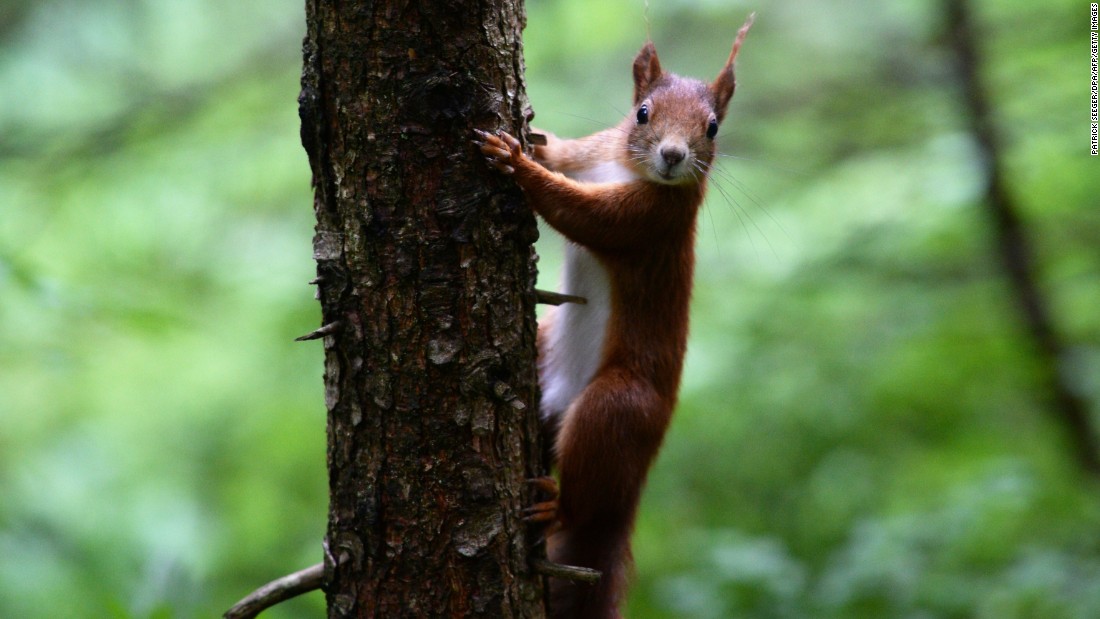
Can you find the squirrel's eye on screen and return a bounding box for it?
[636,104,649,125]
[706,118,719,139]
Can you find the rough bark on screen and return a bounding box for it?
[298,0,546,617]
[943,0,1100,475]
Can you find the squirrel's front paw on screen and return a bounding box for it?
[474,129,523,175]
[522,476,560,527]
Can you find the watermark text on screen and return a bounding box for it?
[1091,3,1098,154]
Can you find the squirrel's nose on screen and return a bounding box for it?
[660,147,686,167]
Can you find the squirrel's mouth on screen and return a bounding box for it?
[651,164,693,185]
[649,151,695,185]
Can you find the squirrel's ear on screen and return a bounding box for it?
[633,41,663,105]
[710,13,754,122]
[710,64,736,123]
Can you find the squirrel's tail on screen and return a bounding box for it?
[548,516,633,619]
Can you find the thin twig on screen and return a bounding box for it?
[536,289,587,306]
[224,562,324,619]
[295,320,341,342]
[531,558,602,584]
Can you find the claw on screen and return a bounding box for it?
[499,131,521,151]
[527,476,559,497]
[523,501,558,523]
[523,476,560,525]
[475,127,522,175]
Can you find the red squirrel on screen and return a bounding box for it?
[477,15,753,619]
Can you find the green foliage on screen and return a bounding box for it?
[1,0,1097,617]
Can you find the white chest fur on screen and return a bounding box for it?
[539,243,612,420]
[537,159,641,421]
[568,160,641,185]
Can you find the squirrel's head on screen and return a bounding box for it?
[626,14,753,186]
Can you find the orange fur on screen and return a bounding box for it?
[477,16,753,618]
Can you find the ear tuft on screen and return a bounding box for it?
[633,41,663,105]
[710,13,754,122]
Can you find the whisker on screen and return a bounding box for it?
[707,161,791,241]
[701,164,759,260]
[718,182,762,258]
[606,103,629,119]
[714,151,808,178]
[543,112,622,132]
[699,159,782,260]
[691,162,722,253]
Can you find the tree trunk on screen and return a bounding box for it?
[298,1,546,617]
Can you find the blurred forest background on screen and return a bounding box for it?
[2,0,1098,617]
